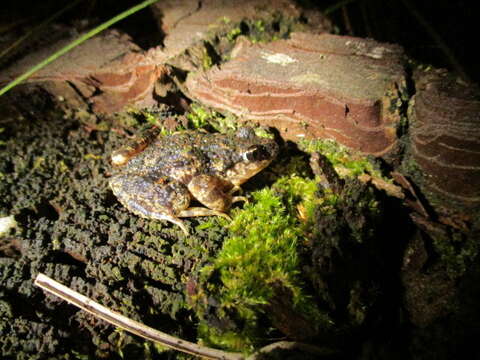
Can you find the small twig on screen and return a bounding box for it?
[34,273,243,360]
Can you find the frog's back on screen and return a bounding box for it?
[123,131,209,182]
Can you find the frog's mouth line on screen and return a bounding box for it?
[226,159,273,186]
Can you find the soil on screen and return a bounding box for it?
[0,89,229,359]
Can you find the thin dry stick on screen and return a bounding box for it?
[34,273,243,360]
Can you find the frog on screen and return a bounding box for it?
[109,126,278,234]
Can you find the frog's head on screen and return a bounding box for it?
[225,127,279,186]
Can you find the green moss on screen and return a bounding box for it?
[243,15,292,43]
[254,20,266,33]
[186,103,282,139]
[186,103,213,129]
[186,103,239,133]
[114,110,143,129]
[193,175,332,352]
[195,218,220,231]
[219,16,231,25]
[201,44,214,70]
[299,138,386,179]
[226,27,242,42]
[123,108,186,136]
[272,174,322,228]
[214,13,296,52]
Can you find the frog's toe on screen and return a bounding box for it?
[176,221,190,236]
[228,185,243,195]
[232,196,248,204]
[177,207,231,221]
[152,213,189,235]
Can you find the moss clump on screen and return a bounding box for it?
[201,43,215,70]
[299,138,385,179]
[241,15,292,44]
[186,103,249,134]
[186,103,217,129]
[192,175,332,352]
[315,179,381,244]
[220,13,292,46]
[121,108,187,136]
[226,27,242,42]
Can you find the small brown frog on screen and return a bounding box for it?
[109,127,278,234]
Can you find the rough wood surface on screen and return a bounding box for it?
[186,32,407,155]
[1,0,326,115]
[0,30,169,114]
[410,68,480,209]
[151,0,314,65]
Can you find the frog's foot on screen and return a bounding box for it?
[177,207,231,221]
[109,173,192,235]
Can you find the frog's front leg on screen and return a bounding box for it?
[109,173,191,235]
[187,174,247,213]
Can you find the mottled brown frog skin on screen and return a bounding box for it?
[109,127,278,234]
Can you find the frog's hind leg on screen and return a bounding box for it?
[126,199,190,234]
[109,173,191,235]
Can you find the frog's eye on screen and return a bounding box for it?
[243,145,270,162]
